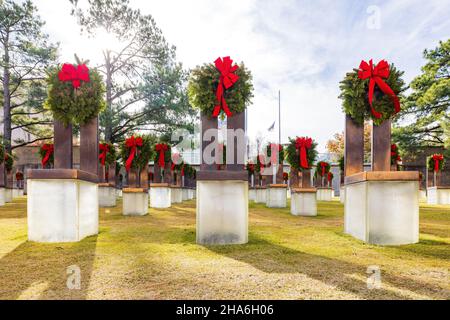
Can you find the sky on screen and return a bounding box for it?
[32,0,450,152]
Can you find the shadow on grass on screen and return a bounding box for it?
[206,233,449,300]
[390,238,450,260]
[0,236,98,300]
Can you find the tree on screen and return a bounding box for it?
[70,0,195,143]
[326,122,372,162]
[393,39,449,157]
[0,0,58,152]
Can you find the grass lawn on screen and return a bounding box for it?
[0,197,449,300]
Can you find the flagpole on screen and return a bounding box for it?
[278,90,281,145]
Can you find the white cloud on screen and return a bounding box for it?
[32,0,450,152]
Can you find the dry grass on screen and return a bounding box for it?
[0,197,449,300]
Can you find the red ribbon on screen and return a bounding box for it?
[432,154,444,172]
[155,144,169,168]
[212,56,239,117]
[125,136,143,171]
[58,63,90,89]
[319,162,328,176]
[248,163,255,173]
[99,143,109,166]
[327,172,333,182]
[358,59,400,119]
[41,144,54,167]
[295,137,312,169]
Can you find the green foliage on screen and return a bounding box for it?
[427,155,445,171]
[393,39,449,155]
[120,135,155,170]
[38,144,54,167]
[314,161,331,178]
[99,142,116,166]
[338,155,344,172]
[154,143,172,166]
[70,0,195,143]
[339,63,406,125]
[266,144,285,164]
[188,62,254,116]
[0,0,58,152]
[0,144,4,165]
[4,153,13,172]
[45,64,105,126]
[285,137,318,171]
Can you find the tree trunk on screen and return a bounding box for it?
[3,35,12,155]
[104,50,113,142]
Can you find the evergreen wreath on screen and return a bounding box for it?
[285,137,318,171]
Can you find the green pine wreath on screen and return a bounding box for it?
[428,154,445,171]
[285,137,318,171]
[338,62,406,125]
[4,153,14,172]
[120,135,155,170]
[154,143,172,167]
[99,142,117,166]
[315,161,331,178]
[266,143,285,164]
[187,61,254,117]
[45,63,105,126]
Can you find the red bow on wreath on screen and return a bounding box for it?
[358,59,400,119]
[99,143,109,166]
[248,163,255,173]
[125,136,143,172]
[327,172,333,183]
[58,63,90,89]
[319,162,328,176]
[155,144,169,168]
[212,56,239,117]
[295,137,312,169]
[41,143,54,167]
[432,154,444,172]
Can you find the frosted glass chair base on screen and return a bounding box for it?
[182,188,189,201]
[197,180,248,245]
[5,188,12,202]
[344,171,419,245]
[0,187,6,206]
[123,188,148,216]
[340,186,345,204]
[427,186,450,205]
[171,186,183,204]
[255,187,267,203]
[98,184,117,207]
[317,187,333,201]
[290,188,317,216]
[249,188,256,201]
[27,174,99,243]
[266,185,287,208]
[149,184,171,208]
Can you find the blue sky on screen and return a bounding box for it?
[33,0,450,151]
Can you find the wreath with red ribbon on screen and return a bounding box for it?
[188,57,253,118]
[99,142,116,166]
[339,59,406,125]
[39,143,54,168]
[390,144,402,165]
[266,143,285,165]
[285,136,318,171]
[4,153,13,172]
[45,59,105,126]
[428,154,445,172]
[315,161,331,177]
[246,161,255,176]
[154,143,171,168]
[15,171,24,181]
[283,172,289,181]
[120,135,154,172]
